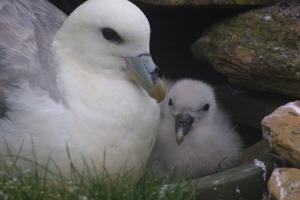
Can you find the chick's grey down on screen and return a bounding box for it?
[149,79,243,178]
[0,0,166,179]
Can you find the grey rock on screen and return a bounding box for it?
[192,1,300,98]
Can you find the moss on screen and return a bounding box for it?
[192,2,300,97]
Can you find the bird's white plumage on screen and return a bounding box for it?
[149,79,242,178]
[0,0,160,179]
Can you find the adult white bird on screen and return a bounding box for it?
[0,0,165,179]
[148,79,242,179]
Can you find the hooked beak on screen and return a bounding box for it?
[125,53,166,102]
[175,114,195,145]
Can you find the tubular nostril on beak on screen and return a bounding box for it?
[174,113,195,145]
[150,67,160,84]
[137,53,161,84]
[125,53,166,102]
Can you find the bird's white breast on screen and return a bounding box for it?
[0,61,160,178]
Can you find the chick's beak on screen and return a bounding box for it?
[175,114,195,145]
[125,54,166,102]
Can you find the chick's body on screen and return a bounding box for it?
[149,79,242,178]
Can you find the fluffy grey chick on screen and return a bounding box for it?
[149,79,243,178]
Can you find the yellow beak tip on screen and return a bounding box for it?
[149,78,166,103]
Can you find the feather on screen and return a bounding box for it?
[0,0,161,179]
[0,0,66,108]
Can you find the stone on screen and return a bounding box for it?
[131,0,278,6]
[262,101,300,167]
[242,140,270,163]
[188,153,282,200]
[192,1,300,98]
[268,168,300,200]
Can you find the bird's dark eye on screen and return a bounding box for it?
[101,27,123,43]
[168,98,173,106]
[202,104,210,111]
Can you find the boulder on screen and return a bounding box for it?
[192,1,300,98]
[190,153,282,200]
[262,101,300,167]
[131,0,278,6]
[242,140,270,163]
[268,168,300,200]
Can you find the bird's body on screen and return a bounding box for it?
[0,0,165,178]
[149,79,242,178]
[1,72,159,176]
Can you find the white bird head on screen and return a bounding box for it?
[163,79,217,144]
[53,0,165,102]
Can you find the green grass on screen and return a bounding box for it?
[0,159,196,200]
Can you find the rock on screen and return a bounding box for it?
[242,140,270,163]
[132,0,278,6]
[262,101,300,167]
[192,1,300,98]
[268,168,300,200]
[186,153,282,200]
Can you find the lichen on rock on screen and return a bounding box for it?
[192,1,300,97]
[268,168,300,200]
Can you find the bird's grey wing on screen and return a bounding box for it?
[0,0,67,117]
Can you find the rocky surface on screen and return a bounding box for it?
[192,153,280,200]
[188,153,284,200]
[242,140,270,163]
[262,101,300,167]
[132,0,278,6]
[192,1,300,98]
[268,168,300,200]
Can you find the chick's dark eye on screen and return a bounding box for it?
[168,98,173,106]
[101,28,123,43]
[202,104,210,111]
